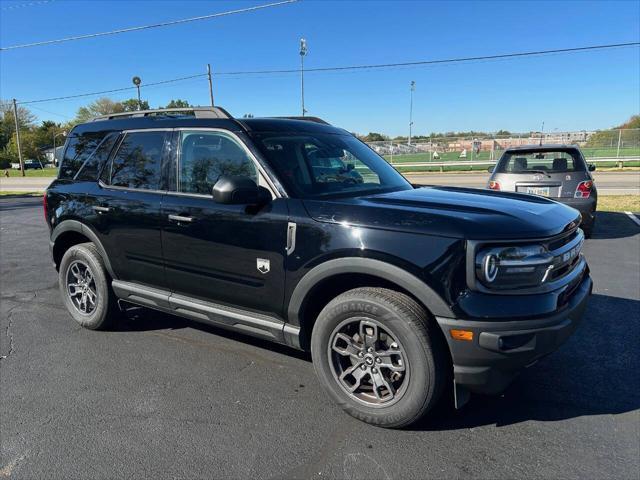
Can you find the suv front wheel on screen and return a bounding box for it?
[59,243,118,330]
[311,287,447,428]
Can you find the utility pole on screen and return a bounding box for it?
[207,64,215,107]
[12,99,25,177]
[300,38,307,116]
[408,81,415,146]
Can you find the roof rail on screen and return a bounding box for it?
[92,106,233,122]
[274,116,330,125]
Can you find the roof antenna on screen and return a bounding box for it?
[539,121,545,146]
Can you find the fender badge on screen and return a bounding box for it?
[257,258,270,274]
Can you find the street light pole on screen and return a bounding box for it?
[12,98,25,177]
[408,81,415,146]
[132,76,142,110]
[207,63,215,107]
[300,38,307,116]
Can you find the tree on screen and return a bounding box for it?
[0,100,36,151]
[163,99,190,109]
[121,98,150,112]
[74,98,126,123]
[362,132,388,142]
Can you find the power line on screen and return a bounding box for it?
[1,0,54,11]
[213,41,640,76]
[0,0,299,51]
[15,41,640,105]
[18,74,207,104]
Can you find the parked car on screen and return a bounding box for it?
[45,108,592,428]
[11,159,43,170]
[487,145,597,236]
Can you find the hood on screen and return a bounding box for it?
[303,186,581,240]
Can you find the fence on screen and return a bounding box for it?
[366,128,640,172]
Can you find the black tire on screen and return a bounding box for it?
[58,242,118,330]
[311,287,447,428]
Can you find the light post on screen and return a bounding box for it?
[408,81,415,146]
[132,76,142,110]
[53,130,66,166]
[299,38,307,116]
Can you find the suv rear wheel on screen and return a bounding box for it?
[311,287,446,428]
[59,243,118,330]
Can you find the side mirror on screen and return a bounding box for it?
[588,164,596,172]
[212,176,272,205]
[487,166,494,173]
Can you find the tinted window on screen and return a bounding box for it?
[251,133,410,198]
[179,131,257,195]
[75,133,119,181]
[496,149,586,173]
[108,132,165,190]
[59,132,106,179]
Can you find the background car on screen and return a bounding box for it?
[487,145,597,236]
[11,159,44,170]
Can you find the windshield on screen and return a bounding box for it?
[251,132,412,198]
[496,149,586,174]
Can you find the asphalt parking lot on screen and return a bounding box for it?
[1,196,638,480]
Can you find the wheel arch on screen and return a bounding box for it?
[51,220,117,279]
[287,258,453,350]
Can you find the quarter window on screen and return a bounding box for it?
[59,132,107,180]
[178,131,257,195]
[108,132,165,190]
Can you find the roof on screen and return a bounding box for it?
[71,107,347,136]
[504,144,580,151]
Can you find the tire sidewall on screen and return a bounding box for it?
[311,292,437,427]
[59,245,110,329]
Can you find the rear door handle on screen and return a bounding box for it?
[168,214,195,223]
[92,206,111,214]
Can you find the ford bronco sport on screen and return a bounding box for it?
[46,107,592,428]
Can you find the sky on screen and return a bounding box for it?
[0,0,639,137]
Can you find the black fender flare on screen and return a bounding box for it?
[287,257,453,327]
[51,220,117,279]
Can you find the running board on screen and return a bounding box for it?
[112,280,301,348]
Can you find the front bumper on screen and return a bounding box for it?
[436,273,592,397]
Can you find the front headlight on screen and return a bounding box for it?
[475,244,554,289]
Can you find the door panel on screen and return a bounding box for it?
[161,196,289,315]
[84,130,170,289]
[160,129,289,316]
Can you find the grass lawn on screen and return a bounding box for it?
[0,191,41,196]
[2,168,58,177]
[597,195,640,213]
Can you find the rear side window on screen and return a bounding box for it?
[74,133,120,181]
[59,132,107,179]
[105,131,165,190]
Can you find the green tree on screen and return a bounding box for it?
[362,132,388,142]
[163,99,190,109]
[121,98,150,112]
[0,100,36,151]
[74,98,126,123]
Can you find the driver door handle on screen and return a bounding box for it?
[168,214,195,223]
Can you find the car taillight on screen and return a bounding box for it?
[575,180,593,198]
[43,193,48,223]
[488,181,500,190]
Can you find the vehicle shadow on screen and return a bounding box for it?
[412,292,640,430]
[118,292,639,431]
[590,211,639,239]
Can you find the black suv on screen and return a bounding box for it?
[46,107,592,428]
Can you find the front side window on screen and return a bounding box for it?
[178,131,257,195]
[496,149,586,173]
[251,132,411,198]
[108,131,165,190]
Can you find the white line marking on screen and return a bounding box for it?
[624,211,640,227]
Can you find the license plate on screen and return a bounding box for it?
[527,187,550,197]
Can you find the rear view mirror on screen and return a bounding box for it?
[588,164,596,172]
[212,176,271,205]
